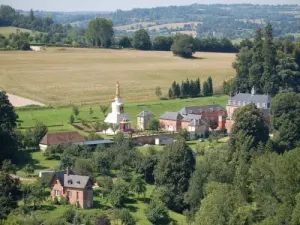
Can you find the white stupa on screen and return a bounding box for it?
[104,82,131,135]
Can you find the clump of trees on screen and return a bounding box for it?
[171,34,196,58]
[133,29,152,50]
[168,78,201,99]
[86,18,114,48]
[168,77,214,99]
[232,23,300,96]
[0,32,31,50]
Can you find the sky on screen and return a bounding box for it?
[1,0,299,12]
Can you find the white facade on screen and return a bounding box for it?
[104,82,131,135]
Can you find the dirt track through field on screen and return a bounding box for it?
[7,93,45,107]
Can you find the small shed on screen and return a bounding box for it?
[155,136,175,145]
[83,139,114,149]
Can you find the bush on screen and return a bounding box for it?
[171,34,196,58]
[60,196,68,205]
[62,207,76,223]
[145,200,169,224]
[53,197,59,205]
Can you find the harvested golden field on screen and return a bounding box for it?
[0,48,236,105]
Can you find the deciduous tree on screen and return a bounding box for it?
[155,140,195,212]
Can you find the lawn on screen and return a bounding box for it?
[0,47,235,105]
[0,26,40,38]
[16,95,229,132]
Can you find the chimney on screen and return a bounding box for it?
[66,167,70,176]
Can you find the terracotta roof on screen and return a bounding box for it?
[40,132,86,145]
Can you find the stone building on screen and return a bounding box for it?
[50,168,93,209]
[137,110,155,130]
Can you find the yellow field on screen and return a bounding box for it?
[0,26,40,38]
[0,47,236,105]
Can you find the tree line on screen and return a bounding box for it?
[229,23,300,96]
[168,77,213,99]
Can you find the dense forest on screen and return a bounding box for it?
[25,4,300,40]
[2,4,300,40]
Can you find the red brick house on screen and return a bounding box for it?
[159,112,209,139]
[50,168,93,208]
[39,131,86,151]
[225,88,272,133]
[159,104,226,134]
[178,104,226,130]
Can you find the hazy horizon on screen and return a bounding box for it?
[1,0,300,12]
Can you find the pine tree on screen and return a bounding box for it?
[186,79,190,96]
[262,23,277,95]
[207,77,213,96]
[175,83,181,98]
[180,81,185,98]
[249,28,264,93]
[203,81,210,97]
[168,88,174,99]
[196,78,201,96]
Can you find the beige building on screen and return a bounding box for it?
[137,110,154,131]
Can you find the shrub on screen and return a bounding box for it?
[60,196,68,205]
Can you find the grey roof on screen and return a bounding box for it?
[64,174,90,189]
[137,110,154,117]
[179,104,225,115]
[189,119,207,127]
[228,93,272,106]
[53,170,91,189]
[159,112,183,121]
[182,114,203,122]
[84,140,114,145]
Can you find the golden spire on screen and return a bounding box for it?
[116,81,120,98]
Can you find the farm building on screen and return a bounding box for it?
[50,168,93,209]
[39,131,86,151]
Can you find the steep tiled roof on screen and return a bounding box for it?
[181,114,203,122]
[228,93,272,106]
[64,174,90,189]
[53,170,90,189]
[159,112,183,121]
[179,104,225,115]
[40,132,86,145]
[137,110,154,117]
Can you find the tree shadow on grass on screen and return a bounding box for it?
[124,204,138,213]
[14,150,35,168]
[191,56,206,60]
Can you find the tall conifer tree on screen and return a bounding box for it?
[262,23,277,95]
[249,28,264,93]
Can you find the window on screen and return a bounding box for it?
[55,190,60,196]
[67,191,72,198]
[76,192,79,200]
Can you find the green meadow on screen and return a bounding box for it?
[16,95,229,133]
